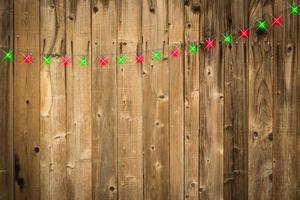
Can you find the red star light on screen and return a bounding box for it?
[99,57,109,67]
[204,39,215,50]
[135,55,144,64]
[239,28,250,39]
[272,16,282,26]
[61,56,71,67]
[170,48,180,58]
[23,54,32,64]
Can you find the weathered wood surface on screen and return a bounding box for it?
[0,0,13,199]
[0,0,299,199]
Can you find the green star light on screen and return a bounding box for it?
[189,43,198,54]
[290,4,299,15]
[3,50,13,61]
[80,56,88,67]
[257,20,267,31]
[223,33,232,45]
[152,50,161,61]
[117,55,126,64]
[43,55,52,65]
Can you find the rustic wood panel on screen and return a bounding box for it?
[223,0,248,199]
[116,0,143,199]
[273,0,299,199]
[40,0,67,199]
[1,1,300,199]
[66,0,92,199]
[168,0,185,199]
[14,0,40,199]
[91,0,118,199]
[248,0,273,199]
[142,0,170,200]
[0,0,13,199]
[199,0,224,199]
[184,1,200,200]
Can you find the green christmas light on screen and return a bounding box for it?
[80,56,88,67]
[117,55,126,64]
[43,55,52,65]
[290,4,299,15]
[223,33,232,45]
[152,50,161,61]
[257,20,267,31]
[3,50,13,61]
[189,43,198,54]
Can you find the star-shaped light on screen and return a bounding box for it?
[135,55,144,64]
[204,39,215,50]
[170,48,180,58]
[23,53,33,64]
[99,57,109,67]
[239,28,250,39]
[272,16,283,26]
[61,56,71,67]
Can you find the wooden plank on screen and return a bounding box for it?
[142,0,169,199]
[199,0,224,199]
[248,1,273,199]
[184,1,200,200]
[14,0,40,199]
[91,0,118,199]
[65,0,92,199]
[0,0,13,199]
[116,0,143,199]
[223,0,248,199]
[168,0,184,199]
[273,0,298,199]
[40,0,67,199]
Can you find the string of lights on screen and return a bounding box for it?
[0,2,298,67]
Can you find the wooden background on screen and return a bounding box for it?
[0,0,299,199]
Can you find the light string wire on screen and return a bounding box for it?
[0,1,297,65]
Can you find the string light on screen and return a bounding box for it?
[188,43,198,54]
[79,56,88,67]
[239,28,250,39]
[43,55,52,65]
[61,56,71,67]
[3,50,13,61]
[272,16,283,26]
[135,55,144,64]
[290,3,299,15]
[117,55,126,65]
[223,33,232,45]
[99,57,109,67]
[23,53,32,64]
[170,48,180,58]
[204,39,215,50]
[152,50,161,61]
[257,19,267,31]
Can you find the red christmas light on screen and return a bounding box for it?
[170,48,180,58]
[135,55,144,64]
[23,53,32,64]
[239,28,250,39]
[204,39,215,50]
[61,56,71,67]
[99,57,109,67]
[272,16,282,26]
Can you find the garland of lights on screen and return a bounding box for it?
[1,3,299,67]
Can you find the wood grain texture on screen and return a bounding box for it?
[142,0,170,199]
[14,0,40,199]
[66,0,92,199]
[199,0,224,199]
[116,0,143,199]
[92,0,118,199]
[168,0,184,199]
[0,0,13,199]
[273,0,299,199]
[223,0,248,199]
[248,0,273,199]
[184,1,200,200]
[40,0,67,199]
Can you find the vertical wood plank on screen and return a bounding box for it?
[91,0,118,199]
[199,0,224,199]
[40,0,67,199]
[273,0,298,199]
[14,0,40,199]
[116,0,143,199]
[66,0,92,199]
[168,0,184,199]
[248,1,273,199]
[184,1,200,200]
[0,0,13,199]
[142,0,170,199]
[223,0,248,199]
